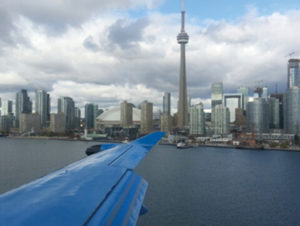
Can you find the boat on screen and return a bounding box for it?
[176,140,191,149]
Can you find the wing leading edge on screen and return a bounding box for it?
[0,131,165,226]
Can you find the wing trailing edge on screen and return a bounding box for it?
[0,131,165,226]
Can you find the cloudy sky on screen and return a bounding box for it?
[1,0,300,114]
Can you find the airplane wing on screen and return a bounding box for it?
[0,131,165,226]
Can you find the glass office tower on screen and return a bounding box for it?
[211,82,223,109]
[288,59,300,88]
[284,87,300,134]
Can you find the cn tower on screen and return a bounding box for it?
[177,0,189,128]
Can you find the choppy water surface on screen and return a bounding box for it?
[1,138,300,225]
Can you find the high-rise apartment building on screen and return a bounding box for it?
[50,113,66,134]
[35,89,50,127]
[189,103,205,135]
[270,93,284,129]
[287,59,300,88]
[141,101,153,134]
[269,97,280,129]
[19,113,41,133]
[1,100,13,116]
[212,104,230,135]
[161,113,173,134]
[211,83,223,109]
[284,87,300,134]
[85,104,94,129]
[16,89,32,128]
[0,115,14,133]
[58,97,75,131]
[120,101,133,127]
[163,92,171,115]
[74,107,81,129]
[247,98,270,134]
[177,0,189,128]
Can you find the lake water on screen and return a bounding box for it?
[1,138,300,225]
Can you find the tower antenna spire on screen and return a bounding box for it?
[177,0,189,128]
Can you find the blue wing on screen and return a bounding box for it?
[0,132,165,226]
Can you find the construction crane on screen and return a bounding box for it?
[286,52,295,59]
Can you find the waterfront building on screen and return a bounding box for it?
[74,107,81,129]
[211,82,223,109]
[287,59,300,88]
[161,113,173,134]
[35,89,50,128]
[223,93,243,123]
[50,113,66,134]
[19,113,41,134]
[270,93,284,129]
[177,0,189,128]
[95,107,141,132]
[15,89,32,128]
[237,87,249,110]
[0,115,14,133]
[247,98,270,134]
[85,104,94,129]
[58,97,75,131]
[189,103,205,135]
[235,108,246,128]
[120,101,133,127]
[269,97,280,129]
[163,92,171,115]
[284,87,300,134]
[212,104,230,135]
[1,100,13,116]
[141,101,153,134]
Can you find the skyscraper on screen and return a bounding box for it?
[58,97,75,131]
[1,100,13,116]
[177,0,189,128]
[163,92,171,115]
[85,103,94,129]
[223,93,243,123]
[237,86,249,110]
[284,87,300,134]
[211,82,223,109]
[189,103,205,135]
[212,104,230,135]
[247,98,270,134]
[141,100,153,134]
[15,89,32,128]
[35,89,50,127]
[74,107,81,129]
[287,59,300,88]
[120,101,133,127]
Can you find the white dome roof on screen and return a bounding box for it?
[97,107,141,121]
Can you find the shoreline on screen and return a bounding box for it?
[2,136,300,152]
[160,142,300,152]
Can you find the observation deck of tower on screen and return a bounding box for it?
[177,0,189,128]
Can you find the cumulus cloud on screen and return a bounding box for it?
[0,5,300,113]
[50,80,162,110]
[108,18,149,48]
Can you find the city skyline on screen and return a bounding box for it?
[1,1,300,113]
